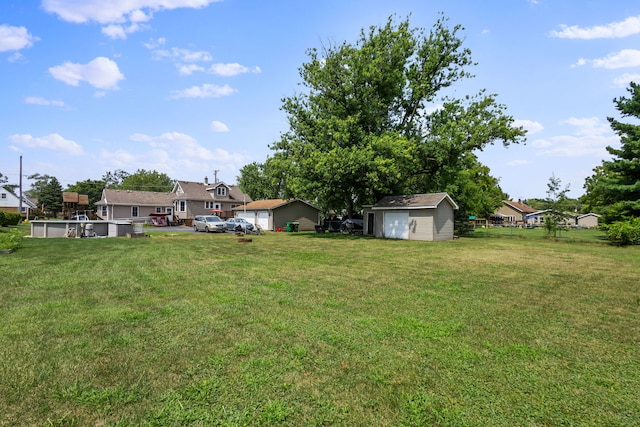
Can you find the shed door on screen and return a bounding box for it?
[384,212,409,239]
[257,211,269,229]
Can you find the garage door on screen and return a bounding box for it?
[236,212,254,223]
[384,212,409,239]
[256,211,269,230]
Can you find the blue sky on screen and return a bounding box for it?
[1,0,639,200]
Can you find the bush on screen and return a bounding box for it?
[0,212,23,227]
[0,228,23,251]
[606,217,640,246]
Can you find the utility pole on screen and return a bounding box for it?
[19,155,23,217]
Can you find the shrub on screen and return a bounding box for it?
[0,212,23,227]
[0,228,23,251]
[606,217,640,246]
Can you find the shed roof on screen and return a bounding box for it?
[373,192,458,210]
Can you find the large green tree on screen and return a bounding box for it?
[256,15,524,217]
[104,169,174,192]
[581,82,640,223]
[27,174,63,217]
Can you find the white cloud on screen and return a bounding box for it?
[176,64,205,75]
[572,49,640,69]
[208,63,261,76]
[42,0,221,39]
[24,96,66,107]
[513,119,544,135]
[8,133,83,155]
[531,117,617,157]
[550,15,640,39]
[210,120,229,132]
[49,56,124,90]
[170,83,236,99]
[0,24,39,52]
[612,73,640,88]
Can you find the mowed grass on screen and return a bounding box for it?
[0,228,638,426]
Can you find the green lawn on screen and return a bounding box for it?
[1,229,639,426]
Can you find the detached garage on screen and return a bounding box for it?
[233,199,321,231]
[363,193,458,241]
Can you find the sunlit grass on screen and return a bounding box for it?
[1,230,638,425]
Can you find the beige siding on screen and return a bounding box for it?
[434,202,455,241]
[578,215,599,228]
[273,202,319,231]
[409,210,434,241]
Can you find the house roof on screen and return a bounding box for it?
[373,192,458,210]
[97,189,174,206]
[173,180,252,202]
[503,200,536,214]
[577,212,600,219]
[1,186,37,208]
[232,198,320,211]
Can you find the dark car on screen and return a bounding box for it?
[340,218,364,234]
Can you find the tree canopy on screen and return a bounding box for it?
[581,82,640,223]
[27,174,63,216]
[241,15,524,217]
[103,169,174,193]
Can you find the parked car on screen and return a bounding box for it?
[193,215,226,233]
[225,217,255,232]
[71,214,90,221]
[340,218,364,234]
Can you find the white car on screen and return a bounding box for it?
[225,217,255,232]
[71,214,90,221]
[193,215,226,233]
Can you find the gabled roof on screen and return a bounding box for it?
[503,200,536,214]
[1,186,37,208]
[373,192,458,210]
[577,212,600,219]
[97,189,173,206]
[172,180,251,202]
[232,198,320,211]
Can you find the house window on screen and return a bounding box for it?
[156,207,162,213]
[1,193,6,199]
[216,187,226,197]
[179,200,186,212]
[132,206,139,217]
[101,205,107,217]
[205,201,215,209]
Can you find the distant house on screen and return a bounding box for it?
[577,213,600,228]
[232,199,321,231]
[0,186,37,216]
[363,192,458,241]
[492,200,536,225]
[95,189,174,221]
[171,180,252,221]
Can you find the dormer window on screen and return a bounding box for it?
[216,187,227,197]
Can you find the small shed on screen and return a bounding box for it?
[363,192,458,241]
[577,213,600,228]
[233,199,321,231]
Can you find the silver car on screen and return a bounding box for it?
[193,215,226,233]
[225,217,255,232]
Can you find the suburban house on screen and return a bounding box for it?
[232,199,322,231]
[362,192,458,241]
[491,200,536,225]
[171,180,252,222]
[577,213,600,228]
[0,186,37,216]
[95,189,175,221]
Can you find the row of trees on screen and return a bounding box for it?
[0,170,174,218]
